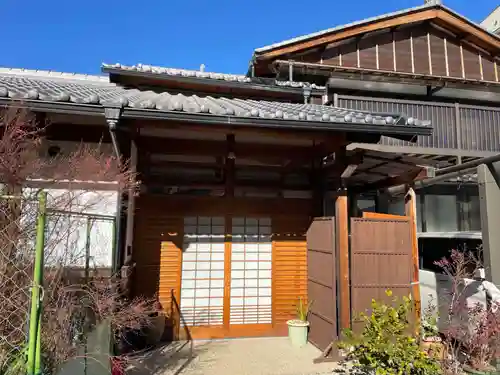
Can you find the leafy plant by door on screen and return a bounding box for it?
[296,297,312,322]
[338,290,442,375]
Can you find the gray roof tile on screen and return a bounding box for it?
[0,71,430,128]
[102,63,326,90]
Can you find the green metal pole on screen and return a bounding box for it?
[34,312,42,375]
[27,191,47,375]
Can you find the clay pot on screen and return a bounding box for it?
[421,336,445,360]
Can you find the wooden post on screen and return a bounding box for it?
[405,188,421,330]
[124,138,138,264]
[335,191,350,331]
[223,134,235,331]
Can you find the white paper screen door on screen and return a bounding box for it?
[179,216,272,331]
[180,216,225,326]
[230,217,272,325]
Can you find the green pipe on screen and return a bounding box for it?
[34,314,42,375]
[27,191,47,375]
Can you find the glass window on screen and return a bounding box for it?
[357,198,376,214]
[388,198,405,216]
[424,194,458,232]
[416,194,423,233]
[459,192,481,231]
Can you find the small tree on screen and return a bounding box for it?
[435,249,500,374]
[0,107,160,375]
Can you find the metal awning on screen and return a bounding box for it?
[331,148,437,191]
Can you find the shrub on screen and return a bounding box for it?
[338,290,442,375]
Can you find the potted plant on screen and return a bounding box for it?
[287,297,312,348]
[421,297,445,360]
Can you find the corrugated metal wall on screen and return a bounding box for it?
[339,95,500,152]
[459,105,500,151]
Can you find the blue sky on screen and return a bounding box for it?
[1,0,496,75]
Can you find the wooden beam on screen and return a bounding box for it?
[436,9,500,52]
[124,138,138,265]
[137,136,316,161]
[143,178,310,191]
[405,188,421,332]
[148,159,311,172]
[135,119,333,143]
[256,9,438,60]
[352,167,427,193]
[335,192,350,331]
[225,134,236,197]
[256,8,500,61]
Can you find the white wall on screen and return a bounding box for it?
[21,187,118,269]
[419,269,491,332]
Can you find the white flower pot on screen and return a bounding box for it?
[287,319,309,348]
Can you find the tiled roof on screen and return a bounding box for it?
[0,70,431,130]
[103,63,252,83]
[102,63,326,90]
[254,3,500,54]
[0,67,110,84]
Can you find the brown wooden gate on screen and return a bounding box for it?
[350,217,413,331]
[306,218,337,351]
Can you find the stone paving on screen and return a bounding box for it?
[126,337,341,375]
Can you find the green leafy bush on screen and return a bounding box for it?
[338,290,442,375]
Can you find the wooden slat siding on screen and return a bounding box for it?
[340,42,358,68]
[429,31,447,76]
[133,201,183,307]
[482,54,496,82]
[462,44,482,80]
[256,8,439,60]
[359,36,378,70]
[350,218,413,333]
[300,49,322,63]
[412,28,430,75]
[446,39,463,78]
[394,29,412,74]
[272,216,310,333]
[307,218,337,352]
[377,33,394,71]
[322,45,340,65]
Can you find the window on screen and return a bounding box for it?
[357,197,376,213]
[387,195,423,231]
[458,192,481,231]
[424,194,459,232]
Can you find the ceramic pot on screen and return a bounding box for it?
[421,336,445,360]
[287,319,309,348]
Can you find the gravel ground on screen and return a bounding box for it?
[126,337,342,375]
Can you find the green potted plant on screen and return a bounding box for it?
[287,297,312,348]
[421,298,444,360]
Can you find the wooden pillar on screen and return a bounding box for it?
[335,191,350,330]
[124,138,138,264]
[405,188,421,327]
[223,134,235,330]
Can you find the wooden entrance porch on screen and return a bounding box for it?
[125,121,432,341]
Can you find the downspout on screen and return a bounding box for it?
[105,107,124,274]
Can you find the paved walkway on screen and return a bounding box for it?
[126,337,341,375]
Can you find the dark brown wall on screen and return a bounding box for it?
[296,23,499,83]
